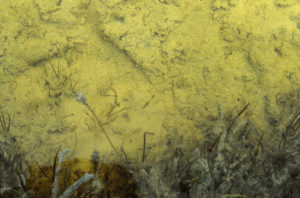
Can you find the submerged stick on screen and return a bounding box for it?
[52,149,69,198]
[58,173,95,198]
[208,133,222,153]
[52,146,62,182]
[142,132,154,163]
[254,134,264,156]
[225,103,250,142]
[16,170,27,193]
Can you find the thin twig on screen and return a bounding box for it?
[105,88,120,120]
[254,134,264,156]
[48,56,59,79]
[86,104,120,158]
[142,132,154,163]
[142,95,155,109]
[36,161,51,182]
[208,133,222,153]
[58,173,94,198]
[121,147,129,164]
[52,149,69,198]
[225,103,250,142]
[16,170,27,193]
[52,146,62,182]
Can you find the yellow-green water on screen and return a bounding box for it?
[0,0,299,166]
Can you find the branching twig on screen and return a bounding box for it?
[75,92,120,158]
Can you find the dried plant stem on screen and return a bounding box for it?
[16,170,27,193]
[208,133,222,153]
[254,134,264,156]
[58,173,94,198]
[86,104,120,158]
[142,132,154,163]
[52,149,69,198]
[225,103,250,142]
[52,146,62,182]
[50,149,95,198]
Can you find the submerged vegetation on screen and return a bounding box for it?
[0,101,299,198]
[1,0,300,197]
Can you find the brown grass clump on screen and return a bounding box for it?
[23,158,138,198]
[25,158,94,198]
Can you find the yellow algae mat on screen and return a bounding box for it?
[0,0,299,197]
